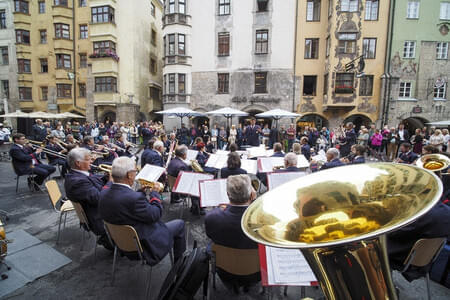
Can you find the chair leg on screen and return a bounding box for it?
[111,246,118,285]
[80,229,85,251]
[145,266,152,300]
[56,212,64,244]
[426,272,432,300]
[284,285,289,296]
[15,176,19,193]
[63,212,68,229]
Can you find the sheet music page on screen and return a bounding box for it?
[173,172,214,196]
[270,157,285,168]
[266,246,316,285]
[312,150,327,163]
[258,157,274,173]
[267,172,307,190]
[265,149,274,157]
[199,179,229,207]
[241,159,258,174]
[297,155,310,168]
[248,147,266,158]
[186,149,199,161]
[205,154,228,169]
[216,150,230,156]
[135,164,165,182]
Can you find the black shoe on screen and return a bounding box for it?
[27,177,32,190]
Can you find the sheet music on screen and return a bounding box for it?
[247,147,267,158]
[216,150,230,156]
[241,159,258,174]
[267,172,307,190]
[265,149,274,157]
[199,179,230,207]
[135,164,165,182]
[258,157,285,173]
[205,154,228,169]
[186,149,199,161]
[173,171,214,197]
[312,150,327,163]
[297,155,310,168]
[266,246,316,285]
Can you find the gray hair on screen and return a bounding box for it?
[327,148,340,159]
[153,140,164,150]
[111,157,136,181]
[175,145,188,157]
[284,152,298,167]
[67,147,91,169]
[226,175,252,204]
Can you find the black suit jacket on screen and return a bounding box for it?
[321,158,344,170]
[32,124,47,141]
[99,184,172,265]
[143,149,164,168]
[245,125,261,146]
[9,144,39,175]
[167,157,190,177]
[275,166,302,173]
[220,167,247,179]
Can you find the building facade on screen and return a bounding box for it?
[162,0,297,129]
[295,0,390,130]
[383,0,450,131]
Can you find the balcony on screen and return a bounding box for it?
[89,22,117,41]
[52,5,73,19]
[163,13,191,27]
[94,92,121,105]
[55,69,73,80]
[17,73,33,83]
[164,55,191,66]
[91,57,119,75]
[53,38,73,51]
[57,98,73,105]
[19,101,35,109]
[163,94,189,104]
[15,44,31,54]
[12,12,31,25]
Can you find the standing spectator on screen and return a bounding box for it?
[411,128,424,154]
[228,124,237,145]
[429,129,444,152]
[32,119,47,142]
[262,124,270,146]
[370,129,383,153]
[141,123,153,147]
[236,123,244,150]
[368,124,376,149]
[189,124,197,145]
[279,125,288,152]
[202,125,210,142]
[300,137,311,161]
[357,128,369,146]
[286,124,296,152]
[339,123,356,158]
[244,118,261,147]
[381,125,390,155]
[443,129,450,152]
[120,122,129,142]
[129,122,138,144]
[308,128,319,149]
[386,127,399,161]
[51,124,66,140]
[211,124,218,150]
[268,125,279,149]
[91,125,99,143]
[397,124,409,145]
[218,126,227,150]
[177,123,189,145]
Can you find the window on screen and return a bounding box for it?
[2,80,9,98]
[407,1,419,18]
[54,0,68,6]
[179,0,185,14]
[19,87,32,101]
[326,36,330,57]
[306,0,320,21]
[93,41,116,54]
[38,1,45,13]
[17,59,31,73]
[80,25,88,39]
[363,38,376,59]
[437,42,448,59]
[257,0,269,12]
[151,3,156,17]
[434,83,447,99]
[399,82,412,97]
[95,77,117,92]
[41,87,48,100]
[403,41,416,58]
[150,58,157,74]
[151,29,157,46]
[55,23,70,39]
[255,30,268,54]
[341,0,359,12]
[56,54,71,69]
[79,83,86,97]
[169,0,175,13]
[359,75,374,96]
[338,33,356,54]
[91,6,115,23]
[0,47,8,65]
[328,0,333,16]
[219,0,230,15]
[40,29,47,43]
[218,32,230,56]
[79,0,87,7]
[178,74,186,94]
[335,73,354,94]
[14,0,29,14]
[323,74,328,95]
[79,53,87,68]
[441,2,450,20]
[168,74,175,93]
[254,72,267,93]
[40,58,48,72]
[218,73,229,94]
[16,29,30,44]
[150,87,160,101]
[57,84,71,98]
[305,38,319,59]
[168,34,175,55]
[365,0,378,20]
[303,76,317,96]
[178,34,185,55]
[0,10,6,29]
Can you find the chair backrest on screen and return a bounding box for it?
[45,180,61,209]
[167,175,177,191]
[104,221,143,253]
[71,201,90,229]
[212,244,260,276]
[404,237,446,268]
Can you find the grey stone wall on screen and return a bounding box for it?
[117,103,140,123]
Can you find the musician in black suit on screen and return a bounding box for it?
[397,143,419,164]
[10,133,56,190]
[146,140,165,167]
[97,135,118,165]
[99,157,186,264]
[141,138,157,168]
[275,153,302,173]
[64,147,112,249]
[339,123,357,158]
[205,174,259,289]
[320,148,344,170]
[271,142,285,157]
[141,123,153,147]
[351,145,366,164]
[115,134,132,157]
[167,145,191,203]
[220,152,247,179]
[196,142,217,175]
[300,137,311,161]
[45,135,68,178]
[244,118,261,146]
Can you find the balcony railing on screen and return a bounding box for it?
[163,13,190,27]
[163,94,188,103]
[164,55,190,66]
[89,50,119,61]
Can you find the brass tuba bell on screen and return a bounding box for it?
[241,163,442,300]
[416,153,450,172]
[191,160,204,173]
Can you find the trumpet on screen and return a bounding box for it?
[92,164,112,173]
[137,179,164,193]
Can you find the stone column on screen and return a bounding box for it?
[86,64,95,122]
[117,103,140,123]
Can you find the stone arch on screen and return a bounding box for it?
[101,110,116,123]
[402,117,429,134]
[344,114,373,131]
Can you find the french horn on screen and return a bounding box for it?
[242,163,442,300]
[191,160,204,173]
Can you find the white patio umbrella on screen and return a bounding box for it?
[156,107,205,126]
[0,110,30,118]
[28,111,59,119]
[207,107,249,128]
[255,109,301,127]
[58,112,86,119]
[426,120,450,127]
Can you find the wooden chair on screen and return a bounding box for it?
[401,237,447,300]
[44,180,75,244]
[167,174,190,218]
[71,201,100,255]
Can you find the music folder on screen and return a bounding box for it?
[186,149,199,161]
[172,171,214,197]
[257,157,285,173]
[266,171,307,190]
[205,154,228,169]
[259,245,318,286]
[199,179,230,207]
[135,164,165,183]
[240,159,258,174]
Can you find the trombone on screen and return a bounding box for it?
[26,141,67,160]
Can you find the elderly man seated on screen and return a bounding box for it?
[99,157,186,264]
[275,152,302,173]
[320,148,344,170]
[204,174,259,291]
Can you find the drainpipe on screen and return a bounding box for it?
[72,2,84,112]
[291,0,299,117]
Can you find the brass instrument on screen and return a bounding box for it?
[191,160,204,173]
[27,139,46,147]
[165,138,178,168]
[26,141,67,160]
[416,153,450,172]
[137,179,164,193]
[95,164,112,173]
[272,165,284,171]
[241,163,442,300]
[0,220,10,267]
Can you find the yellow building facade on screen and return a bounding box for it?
[295,0,390,130]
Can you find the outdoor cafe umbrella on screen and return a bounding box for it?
[255,109,301,127]
[426,120,450,127]
[28,111,60,119]
[156,107,205,127]
[57,112,86,119]
[0,110,30,118]
[207,107,248,128]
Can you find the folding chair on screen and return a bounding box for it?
[71,201,100,256]
[44,180,75,244]
[401,237,447,300]
[11,163,35,193]
[167,175,190,218]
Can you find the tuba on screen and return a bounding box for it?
[416,153,450,172]
[242,163,442,300]
[191,160,204,173]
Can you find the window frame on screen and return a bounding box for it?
[16,29,30,45]
[305,38,319,59]
[323,73,328,95]
[257,0,269,12]
[326,36,330,57]
[399,81,412,98]
[218,32,230,56]
[40,58,48,73]
[168,0,175,14]
[359,75,374,96]
[179,0,186,14]
[38,1,45,14]
[303,75,317,96]
[335,73,355,94]
[78,83,86,97]
[406,1,420,19]
[364,0,379,20]
[151,3,156,17]
[0,47,8,65]
[1,80,9,99]
[254,72,268,94]
[79,53,87,68]
[150,58,157,74]
[434,83,447,100]
[441,2,450,20]
[57,83,72,98]
[218,73,229,94]
[178,34,185,55]
[95,77,117,93]
[40,29,47,44]
[18,86,32,101]
[219,0,230,16]
[54,23,70,39]
[17,58,31,73]
[338,33,357,54]
[168,73,175,94]
[168,34,175,55]
[436,42,449,60]
[80,24,88,39]
[178,73,186,94]
[151,29,157,46]
[255,29,269,54]
[363,38,377,59]
[91,6,115,24]
[79,0,87,7]
[56,53,71,69]
[54,0,68,7]
[93,40,116,54]
[14,0,29,14]
[0,10,6,29]
[41,86,48,101]
[306,0,321,22]
[340,0,359,12]
[403,41,416,58]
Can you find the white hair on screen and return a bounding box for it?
[153,140,164,150]
[226,175,252,204]
[111,157,136,181]
[67,148,91,169]
[284,152,298,167]
[327,148,340,159]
